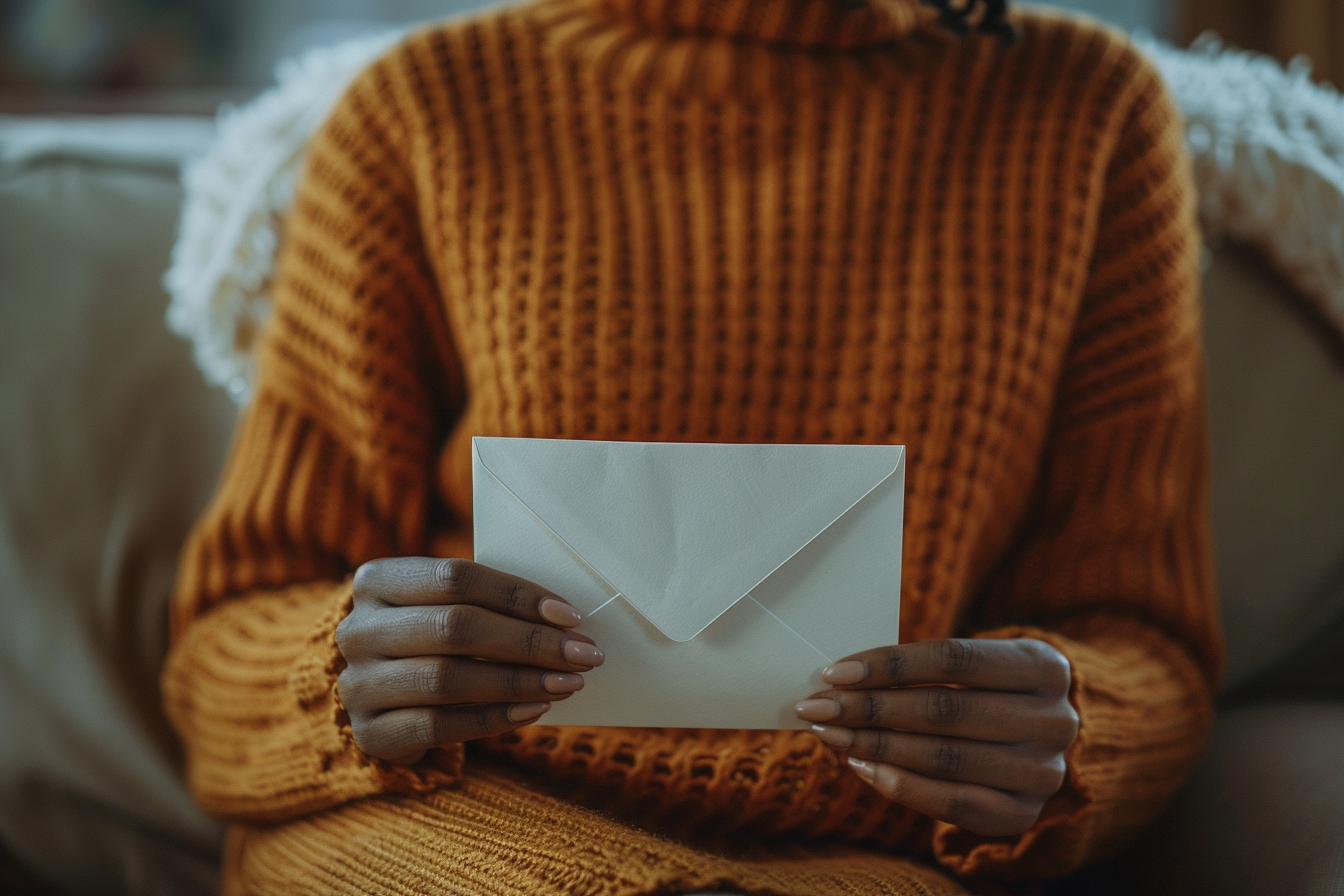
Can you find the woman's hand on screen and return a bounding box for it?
[795,638,1078,838]
[336,558,603,765]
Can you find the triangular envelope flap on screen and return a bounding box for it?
[474,438,901,641]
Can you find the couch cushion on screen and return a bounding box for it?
[1203,244,1344,688]
[0,115,231,895]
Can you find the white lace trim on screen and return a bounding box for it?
[163,30,407,402]
[1136,33,1344,337]
[165,31,1344,403]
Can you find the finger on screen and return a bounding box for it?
[344,604,605,670]
[810,726,1067,797]
[821,639,1071,696]
[339,657,585,711]
[353,702,551,765]
[848,759,1045,838]
[796,687,1077,746]
[354,558,584,628]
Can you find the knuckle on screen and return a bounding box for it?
[435,605,477,650]
[882,652,906,683]
[1049,705,1080,746]
[349,713,373,748]
[1064,703,1080,734]
[334,615,357,653]
[335,669,366,708]
[352,560,383,598]
[504,667,531,701]
[861,692,883,725]
[404,711,442,749]
[1019,639,1072,694]
[1040,651,1073,694]
[868,728,894,762]
[940,640,977,677]
[470,705,500,739]
[1019,637,1052,662]
[925,689,968,726]
[414,660,452,698]
[435,558,475,595]
[520,625,546,662]
[335,622,373,661]
[1034,755,1068,796]
[931,741,966,777]
[498,581,527,618]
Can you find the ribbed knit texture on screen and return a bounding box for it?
[162,1,1223,892]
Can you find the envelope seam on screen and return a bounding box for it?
[474,445,624,601]
[736,455,905,630]
[746,594,836,664]
[476,441,903,643]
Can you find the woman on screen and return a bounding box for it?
[163,0,1223,892]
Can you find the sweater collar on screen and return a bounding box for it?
[593,0,933,48]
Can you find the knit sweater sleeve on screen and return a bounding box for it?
[931,55,1224,879]
[161,56,468,822]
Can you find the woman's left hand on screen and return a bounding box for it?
[794,638,1079,838]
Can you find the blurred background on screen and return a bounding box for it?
[0,0,1339,112]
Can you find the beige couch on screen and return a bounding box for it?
[0,117,230,895]
[1,113,1341,896]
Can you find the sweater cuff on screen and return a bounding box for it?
[930,619,1214,880]
[164,579,464,823]
[288,580,467,799]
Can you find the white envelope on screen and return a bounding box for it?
[472,438,904,730]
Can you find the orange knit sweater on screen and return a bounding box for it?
[163,1,1223,892]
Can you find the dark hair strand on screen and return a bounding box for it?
[919,0,1018,43]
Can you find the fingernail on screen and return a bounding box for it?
[822,660,868,686]
[563,640,605,667]
[794,698,840,722]
[847,757,877,784]
[811,724,856,748]
[540,598,583,628]
[543,672,584,695]
[508,702,551,723]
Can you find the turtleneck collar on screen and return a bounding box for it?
[594,0,933,48]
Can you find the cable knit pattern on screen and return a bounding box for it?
[163,1,1223,891]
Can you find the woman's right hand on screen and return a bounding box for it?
[335,557,603,765]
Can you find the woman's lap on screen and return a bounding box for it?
[223,765,968,896]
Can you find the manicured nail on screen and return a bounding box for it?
[543,672,584,695]
[806,720,860,752]
[563,639,605,667]
[540,598,583,628]
[811,725,856,748]
[508,702,551,723]
[822,660,868,685]
[847,757,877,784]
[794,698,840,722]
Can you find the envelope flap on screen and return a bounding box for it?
[474,439,902,641]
